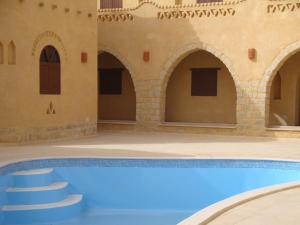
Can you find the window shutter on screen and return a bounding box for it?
[191,68,219,96]
[100,0,122,9]
[99,69,123,95]
[40,46,61,95]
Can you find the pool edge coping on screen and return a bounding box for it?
[177,180,300,225]
[2,156,300,169]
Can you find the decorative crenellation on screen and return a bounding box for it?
[98,13,134,22]
[98,0,246,13]
[157,7,236,20]
[97,0,242,22]
[267,2,300,13]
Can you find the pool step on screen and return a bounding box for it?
[12,168,54,176]
[3,195,83,224]
[6,182,69,205]
[2,168,83,224]
[12,168,54,188]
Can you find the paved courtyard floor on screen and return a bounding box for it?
[1,131,300,225]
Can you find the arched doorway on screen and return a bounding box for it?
[269,51,300,126]
[98,51,136,122]
[165,50,237,124]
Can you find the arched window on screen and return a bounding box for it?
[39,46,61,95]
[0,42,3,64]
[8,41,16,65]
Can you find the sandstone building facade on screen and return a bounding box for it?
[1,0,300,142]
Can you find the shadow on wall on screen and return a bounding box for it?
[269,51,300,127]
[165,50,237,124]
[97,52,136,121]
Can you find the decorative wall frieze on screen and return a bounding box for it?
[98,13,134,22]
[98,0,246,13]
[32,31,67,60]
[267,2,300,13]
[157,7,236,20]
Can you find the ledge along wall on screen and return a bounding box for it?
[0,0,98,142]
[98,0,300,138]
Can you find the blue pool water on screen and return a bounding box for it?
[1,159,300,225]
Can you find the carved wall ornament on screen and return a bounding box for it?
[32,31,67,60]
[267,2,300,13]
[157,7,236,20]
[46,101,56,115]
[98,0,246,13]
[98,13,134,22]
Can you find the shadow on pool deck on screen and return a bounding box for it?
[1,132,300,163]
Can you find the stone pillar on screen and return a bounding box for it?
[135,79,161,130]
[236,80,267,135]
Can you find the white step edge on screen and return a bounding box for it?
[6,182,68,192]
[2,195,82,211]
[12,168,54,176]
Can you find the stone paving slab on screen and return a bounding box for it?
[208,188,300,225]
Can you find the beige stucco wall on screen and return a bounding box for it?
[98,0,300,138]
[0,0,97,142]
[166,51,236,123]
[269,52,300,126]
[98,52,136,121]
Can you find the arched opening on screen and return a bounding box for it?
[98,51,136,122]
[165,50,237,124]
[39,45,61,95]
[0,42,3,64]
[269,51,300,127]
[8,41,16,65]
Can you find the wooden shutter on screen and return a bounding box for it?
[191,68,219,96]
[100,0,122,9]
[99,69,123,95]
[40,46,61,95]
[100,0,110,9]
[112,0,122,8]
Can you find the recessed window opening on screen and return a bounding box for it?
[39,45,61,95]
[191,68,220,96]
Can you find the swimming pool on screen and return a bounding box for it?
[1,159,300,225]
